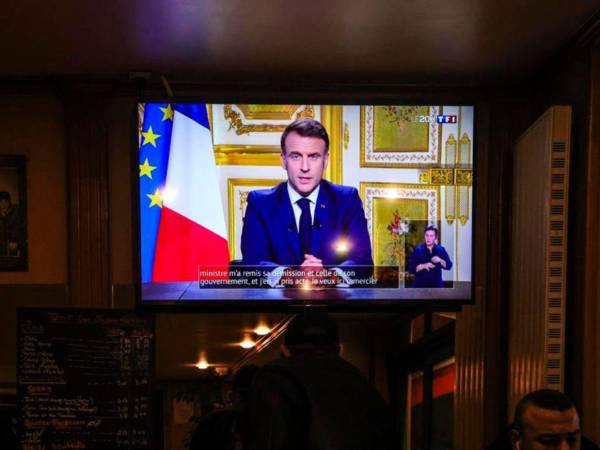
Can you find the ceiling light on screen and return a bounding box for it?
[240,336,256,349]
[195,360,209,370]
[196,352,209,370]
[254,324,271,336]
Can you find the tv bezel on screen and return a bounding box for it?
[132,94,479,313]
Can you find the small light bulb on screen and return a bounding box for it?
[254,325,271,336]
[196,361,208,370]
[240,336,256,349]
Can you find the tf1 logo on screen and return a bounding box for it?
[436,115,457,123]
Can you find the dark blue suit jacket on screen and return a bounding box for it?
[241,180,373,270]
[407,243,452,288]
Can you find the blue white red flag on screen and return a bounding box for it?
[139,103,229,282]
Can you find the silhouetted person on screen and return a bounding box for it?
[188,410,237,450]
[486,389,598,450]
[242,311,396,450]
[189,365,260,450]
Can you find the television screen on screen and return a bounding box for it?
[136,103,474,308]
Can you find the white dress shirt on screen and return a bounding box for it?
[265,182,350,287]
[287,182,320,230]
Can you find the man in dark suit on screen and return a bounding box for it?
[407,225,452,288]
[240,119,373,287]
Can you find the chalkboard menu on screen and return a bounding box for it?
[17,309,154,450]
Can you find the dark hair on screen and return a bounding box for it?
[284,311,340,356]
[280,119,329,155]
[424,225,438,237]
[231,364,260,401]
[0,191,10,203]
[513,389,575,432]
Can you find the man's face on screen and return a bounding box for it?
[513,406,581,450]
[281,132,328,196]
[424,230,437,247]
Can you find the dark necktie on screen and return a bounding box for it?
[297,198,312,256]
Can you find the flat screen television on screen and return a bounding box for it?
[135,103,474,310]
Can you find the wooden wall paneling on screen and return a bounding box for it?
[454,102,489,450]
[580,50,600,442]
[455,301,485,450]
[508,106,571,416]
[454,99,530,449]
[481,100,528,436]
[529,41,598,438]
[65,95,112,307]
[108,98,135,288]
[108,98,136,309]
[509,111,551,407]
[0,95,68,284]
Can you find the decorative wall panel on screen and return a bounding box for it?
[360,182,440,269]
[210,104,342,177]
[65,96,111,307]
[508,106,571,416]
[360,106,441,167]
[227,178,283,260]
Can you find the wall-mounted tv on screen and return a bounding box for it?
[135,103,474,309]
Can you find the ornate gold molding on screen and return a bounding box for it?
[445,133,457,165]
[223,104,315,136]
[360,105,443,168]
[227,178,284,260]
[455,169,473,186]
[359,181,442,246]
[457,186,470,225]
[420,166,472,226]
[343,121,350,151]
[214,145,281,166]
[320,105,343,184]
[213,105,342,169]
[237,104,300,120]
[445,132,457,224]
[459,133,472,164]
[419,168,472,186]
[420,168,454,185]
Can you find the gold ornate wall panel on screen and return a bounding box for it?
[321,106,343,185]
[210,104,343,181]
[419,131,473,225]
[227,178,284,260]
[581,52,600,443]
[212,103,304,166]
[359,182,441,270]
[360,106,442,167]
[508,106,571,417]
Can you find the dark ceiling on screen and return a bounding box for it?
[2,0,599,84]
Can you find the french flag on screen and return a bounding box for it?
[139,103,229,283]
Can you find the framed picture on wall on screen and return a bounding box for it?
[0,155,27,271]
